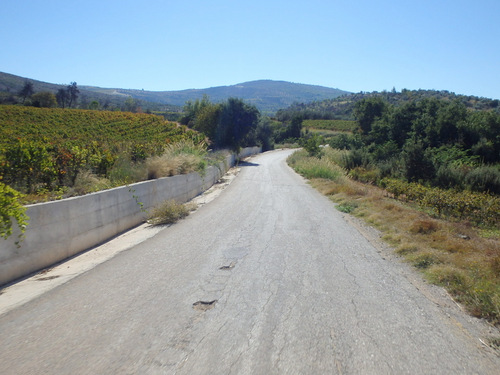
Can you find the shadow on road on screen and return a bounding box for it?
[238,161,260,167]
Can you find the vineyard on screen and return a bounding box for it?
[302,119,357,132]
[0,105,204,197]
[380,178,500,226]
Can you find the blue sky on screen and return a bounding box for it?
[1,0,499,99]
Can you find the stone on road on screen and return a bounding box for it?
[1,149,499,374]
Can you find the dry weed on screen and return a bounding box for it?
[148,200,190,225]
[409,219,441,234]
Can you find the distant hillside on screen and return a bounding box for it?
[0,71,177,112]
[81,80,349,114]
[276,89,500,121]
[0,72,349,114]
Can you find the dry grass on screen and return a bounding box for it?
[72,171,112,195]
[289,152,500,325]
[147,200,194,226]
[145,140,208,179]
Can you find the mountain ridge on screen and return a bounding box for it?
[80,79,349,114]
[0,71,349,114]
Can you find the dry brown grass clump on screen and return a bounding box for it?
[145,140,207,179]
[147,200,193,225]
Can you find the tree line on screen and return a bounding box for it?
[276,89,500,122]
[4,80,172,114]
[17,80,81,108]
[334,96,500,194]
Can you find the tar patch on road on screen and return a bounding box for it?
[219,261,236,270]
[193,300,218,311]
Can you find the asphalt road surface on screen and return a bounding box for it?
[1,149,499,374]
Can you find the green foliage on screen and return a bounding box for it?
[353,97,388,134]
[336,201,358,213]
[303,134,323,157]
[0,105,203,195]
[402,140,435,182]
[277,89,500,122]
[31,92,57,108]
[255,116,274,151]
[0,182,28,241]
[216,97,260,151]
[181,96,264,151]
[18,81,34,103]
[324,94,500,194]
[464,166,500,194]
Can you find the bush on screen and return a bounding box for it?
[348,167,380,184]
[303,134,323,157]
[464,165,500,194]
[147,200,190,225]
[338,148,371,170]
[0,182,29,241]
[434,165,466,190]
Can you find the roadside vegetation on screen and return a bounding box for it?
[288,147,500,325]
[284,90,500,325]
[147,200,194,226]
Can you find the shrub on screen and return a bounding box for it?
[72,171,111,195]
[338,148,371,170]
[147,200,190,225]
[303,134,323,157]
[464,165,500,194]
[336,201,358,213]
[0,182,29,242]
[434,165,466,190]
[409,219,440,234]
[348,166,380,184]
[411,252,441,269]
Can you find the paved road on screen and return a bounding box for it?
[1,149,499,374]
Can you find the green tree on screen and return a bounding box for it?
[402,140,435,182]
[304,134,323,157]
[288,115,303,139]
[216,98,259,151]
[123,97,138,112]
[193,102,222,140]
[180,95,212,126]
[89,100,100,110]
[56,88,69,108]
[67,82,80,108]
[255,116,274,151]
[436,100,466,145]
[18,81,34,103]
[31,92,57,108]
[353,97,388,134]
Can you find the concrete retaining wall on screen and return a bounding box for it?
[0,147,261,286]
